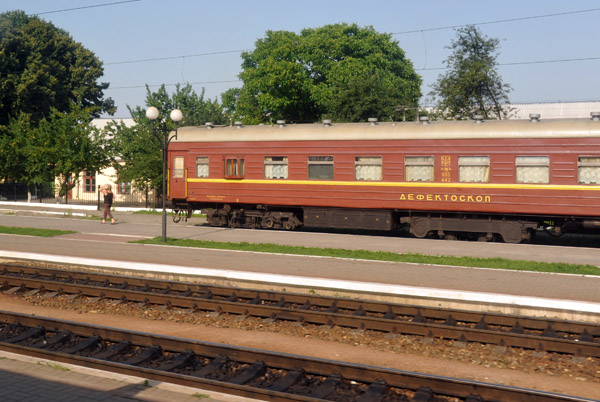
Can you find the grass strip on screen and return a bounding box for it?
[134,237,599,276]
[0,225,76,237]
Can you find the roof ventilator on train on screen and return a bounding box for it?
[591,112,600,121]
[368,117,378,125]
[419,116,430,125]
[277,120,286,127]
[529,113,541,123]
[234,121,243,128]
[323,119,332,127]
[473,114,484,123]
[205,122,214,129]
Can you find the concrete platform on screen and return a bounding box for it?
[0,351,257,402]
[0,201,599,400]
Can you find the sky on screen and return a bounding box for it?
[3,0,600,118]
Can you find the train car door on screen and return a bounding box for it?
[169,155,187,200]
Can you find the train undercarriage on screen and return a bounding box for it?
[171,201,598,244]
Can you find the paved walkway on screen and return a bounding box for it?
[0,201,599,400]
[0,352,255,402]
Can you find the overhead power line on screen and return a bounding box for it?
[392,7,600,35]
[32,0,141,16]
[105,49,251,66]
[418,56,600,71]
[106,80,241,90]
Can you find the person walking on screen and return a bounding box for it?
[100,184,115,224]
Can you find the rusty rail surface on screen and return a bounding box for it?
[1,263,599,358]
[0,311,594,402]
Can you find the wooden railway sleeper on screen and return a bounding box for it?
[31,330,72,348]
[229,360,267,385]
[158,350,195,372]
[64,335,101,354]
[309,373,342,399]
[4,326,45,343]
[124,345,162,366]
[268,367,304,392]
[356,380,389,402]
[194,354,229,378]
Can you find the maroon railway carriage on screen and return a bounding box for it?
[167,115,600,243]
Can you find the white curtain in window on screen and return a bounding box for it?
[196,164,209,178]
[516,156,549,183]
[406,166,434,182]
[405,157,434,182]
[578,157,600,184]
[579,167,600,184]
[459,156,490,182]
[173,157,184,178]
[355,165,382,180]
[355,157,382,181]
[196,157,208,178]
[265,164,288,179]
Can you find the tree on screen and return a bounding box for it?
[0,106,113,200]
[36,107,114,199]
[0,10,115,191]
[0,10,114,126]
[109,84,223,196]
[429,25,512,120]
[235,23,421,124]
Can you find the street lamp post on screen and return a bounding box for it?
[146,106,183,243]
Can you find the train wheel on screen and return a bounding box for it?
[443,232,458,241]
[477,233,493,242]
[283,220,295,230]
[261,217,275,229]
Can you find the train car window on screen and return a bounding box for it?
[196,157,209,178]
[225,158,245,178]
[458,156,490,183]
[578,156,600,184]
[173,156,185,178]
[308,156,334,180]
[405,156,434,182]
[515,156,549,184]
[264,156,288,179]
[355,156,382,181]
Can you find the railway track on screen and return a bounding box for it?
[1,262,599,359]
[0,310,595,402]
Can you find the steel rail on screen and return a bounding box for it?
[1,263,599,358]
[0,311,594,402]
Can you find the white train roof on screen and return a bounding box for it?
[174,116,600,143]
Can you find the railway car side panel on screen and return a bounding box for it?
[168,121,600,240]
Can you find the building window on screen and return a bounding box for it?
[515,156,549,184]
[308,156,334,180]
[355,156,382,181]
[578,156,600,184]
[173,156,184,178]
[84,171,96,192]
[196,157,209,178]
[459,156,490,183]
[224,157,245,178]
[117,180,131,194]
[265,156,288,179]
[405,156,434,182]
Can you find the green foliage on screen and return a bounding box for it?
[0,10,114,126]
[235,23,421,123]
[429,25,512,120]
[0,10,115,190]
[0,225,76,237]
[109,84,223,193]
[0,106,113,195]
